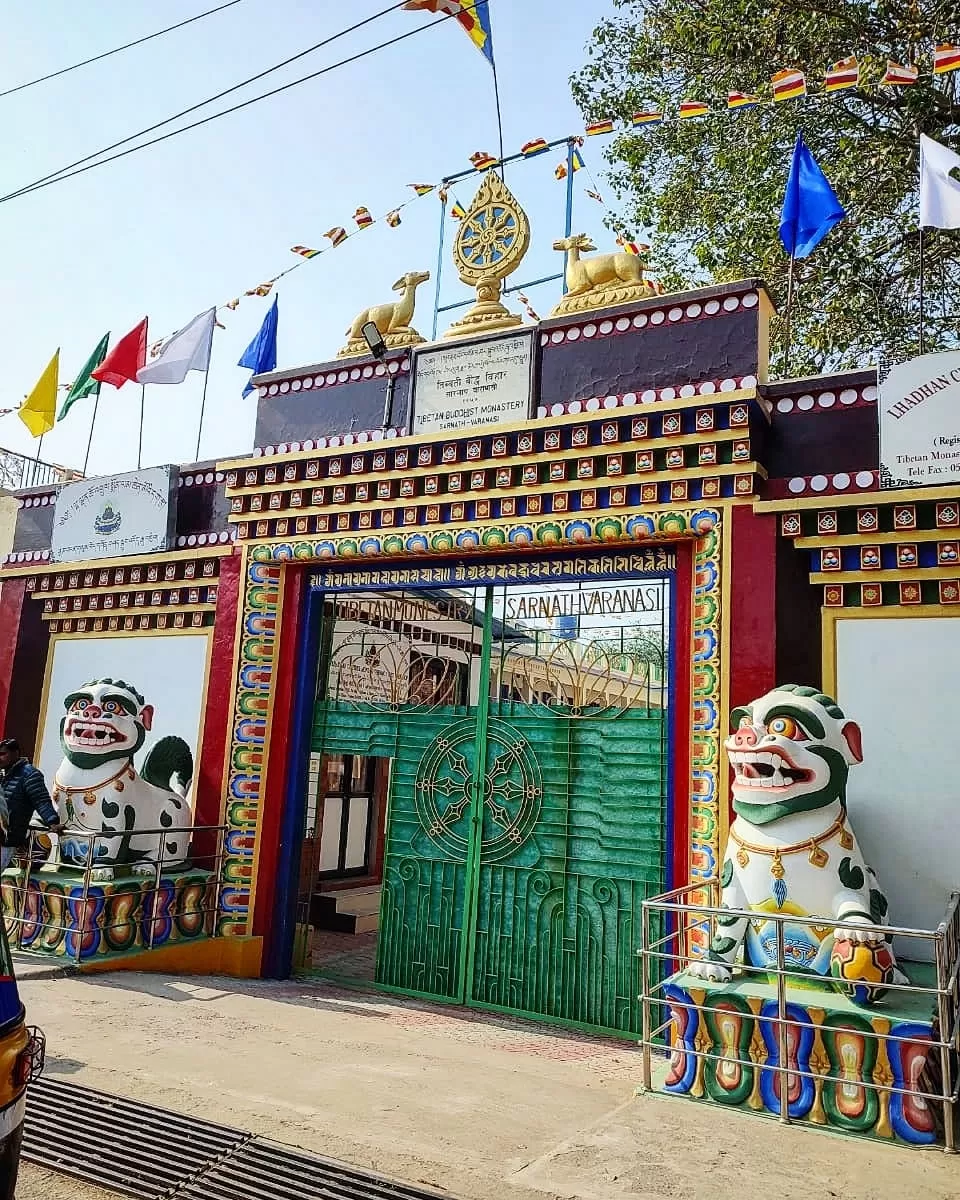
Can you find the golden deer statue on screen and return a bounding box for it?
[338,269,431,358]
[549,234,658,316]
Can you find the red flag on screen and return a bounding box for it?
[92,318,148,388]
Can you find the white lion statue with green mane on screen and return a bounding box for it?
[50,678,193,880]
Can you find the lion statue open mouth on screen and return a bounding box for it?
[688,684,904,1006]
[52,678,193,881]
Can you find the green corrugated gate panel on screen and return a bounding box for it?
[375,708,473,1000]
[308,585,669,1038]
[470,707,665,1034]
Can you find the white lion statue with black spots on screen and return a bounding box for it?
[50,678,193,881]
[689,684,905,1006]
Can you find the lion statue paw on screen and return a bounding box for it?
[688,959,733,983]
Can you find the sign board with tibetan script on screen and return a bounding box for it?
[880,350,960,488]
[51,466,177,563]
[410,329,536,435]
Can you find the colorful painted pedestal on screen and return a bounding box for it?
[1,866,215,962]
[662,966,939,1145]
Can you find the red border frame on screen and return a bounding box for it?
[670,541,692,891]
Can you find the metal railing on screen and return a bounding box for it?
[2,823,227,966]
[639,879,960,1151]
[0,447,80,492]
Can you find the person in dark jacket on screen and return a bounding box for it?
[0,739,62,869]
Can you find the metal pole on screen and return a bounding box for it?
[194,369,211,463]
[13,833,31,952]
[784,254,796,376]
[381,372,396,432]
[776,918,790,1123]
[936,934,955,1152]
[149,830,165,951]
[137,384,146,470]
[212,825,226,937]
[79,833,94,968]
[458,586,494,1004]
[82,392,100,477]
[919,226,926,357]
[34,432,45,466]
[640,902,652,1092]
[431,192,448,341]
[491,60,506,182]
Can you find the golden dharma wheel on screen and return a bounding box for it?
[452,172,530,287]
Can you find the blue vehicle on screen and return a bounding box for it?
[0,915,43,1198]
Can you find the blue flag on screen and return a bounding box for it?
[238,297,278,397]
[779,134,846,259]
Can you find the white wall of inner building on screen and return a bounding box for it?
[836,616,960,960]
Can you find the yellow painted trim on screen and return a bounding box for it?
[34,628,213,788]
[811,567,959,585]
[755,484,960,514]
[41,603,216,622]
[228,462,766,527]
[0,544,234,579]
[35,632,57,764]
[796,529,957,549]
[78,935,264,979]
[822,609,838,697]
[821,604,960,701]
[226,428,751,499]
[219,387,760,472]
[718,511,733,853]
[45,626,214,642]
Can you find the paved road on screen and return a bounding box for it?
[16,967,960,1200]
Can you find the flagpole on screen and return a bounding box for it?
[492,59,506,180]
[784,253,796,376]
[35,432,45,465]
[137,384,145,470]
[919,226,926,356]
[195,369,211,462]
[82,394,100,477]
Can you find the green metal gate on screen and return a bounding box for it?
[309,575,671,1036]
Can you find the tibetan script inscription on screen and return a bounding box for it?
[313,549,675,592]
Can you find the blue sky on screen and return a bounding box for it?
[0,1,616,475]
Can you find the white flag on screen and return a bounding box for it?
[920,134,960,229]
[137,308,216,385]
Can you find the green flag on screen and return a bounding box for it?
[58,332,110,422]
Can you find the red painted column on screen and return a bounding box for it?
[670,542,692,890]
[251,565,305,940]
[724,504,778,830]
[727,504,777,717]
[0,580,27,736]
[192,552,242,864]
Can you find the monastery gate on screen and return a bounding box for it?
[301,561,674,1037]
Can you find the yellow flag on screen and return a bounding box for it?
[19,350,59,438]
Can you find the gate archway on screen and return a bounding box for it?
[302,567,674,1036]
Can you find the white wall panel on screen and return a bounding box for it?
[836,617,960,958]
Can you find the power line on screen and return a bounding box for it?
[1,3,486,206]
[2,0,414,203]
[0,1,247,100]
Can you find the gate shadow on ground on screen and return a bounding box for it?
[65,970,636,1048]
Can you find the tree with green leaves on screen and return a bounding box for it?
[572,2,960,375]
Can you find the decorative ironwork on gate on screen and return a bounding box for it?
[306,568,673,1036]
